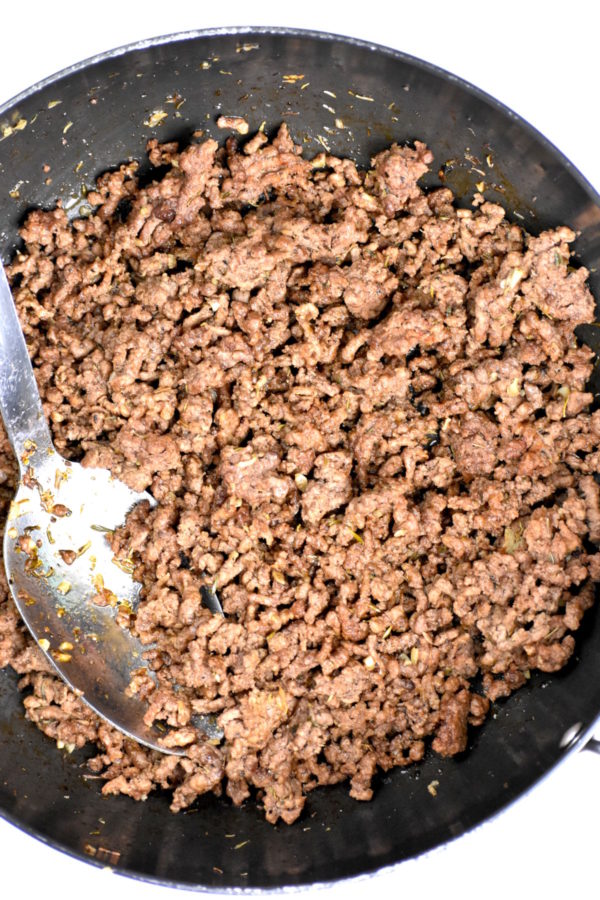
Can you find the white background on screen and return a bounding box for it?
[1,1,600,898]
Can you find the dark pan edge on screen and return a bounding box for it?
[1,714,598,896]
[0,25,599,210]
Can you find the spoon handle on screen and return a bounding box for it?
[0,261,53,465]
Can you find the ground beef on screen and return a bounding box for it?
[2,124,599,825]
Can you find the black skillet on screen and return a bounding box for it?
[1,26,600,892]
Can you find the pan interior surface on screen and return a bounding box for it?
[1,28,600,890]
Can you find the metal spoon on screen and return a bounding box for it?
[0,261,224,753]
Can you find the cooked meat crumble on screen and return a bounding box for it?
[1,124,599,824]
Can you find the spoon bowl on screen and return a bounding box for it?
[0,261,185,753]
[3,446,176,750]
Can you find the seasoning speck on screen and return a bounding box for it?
[506,377,521,398]
[294,473,308,492]
[144,109,168,128]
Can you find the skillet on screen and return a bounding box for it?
[1,26,600,891]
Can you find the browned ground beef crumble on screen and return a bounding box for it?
[1,124,600,824]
